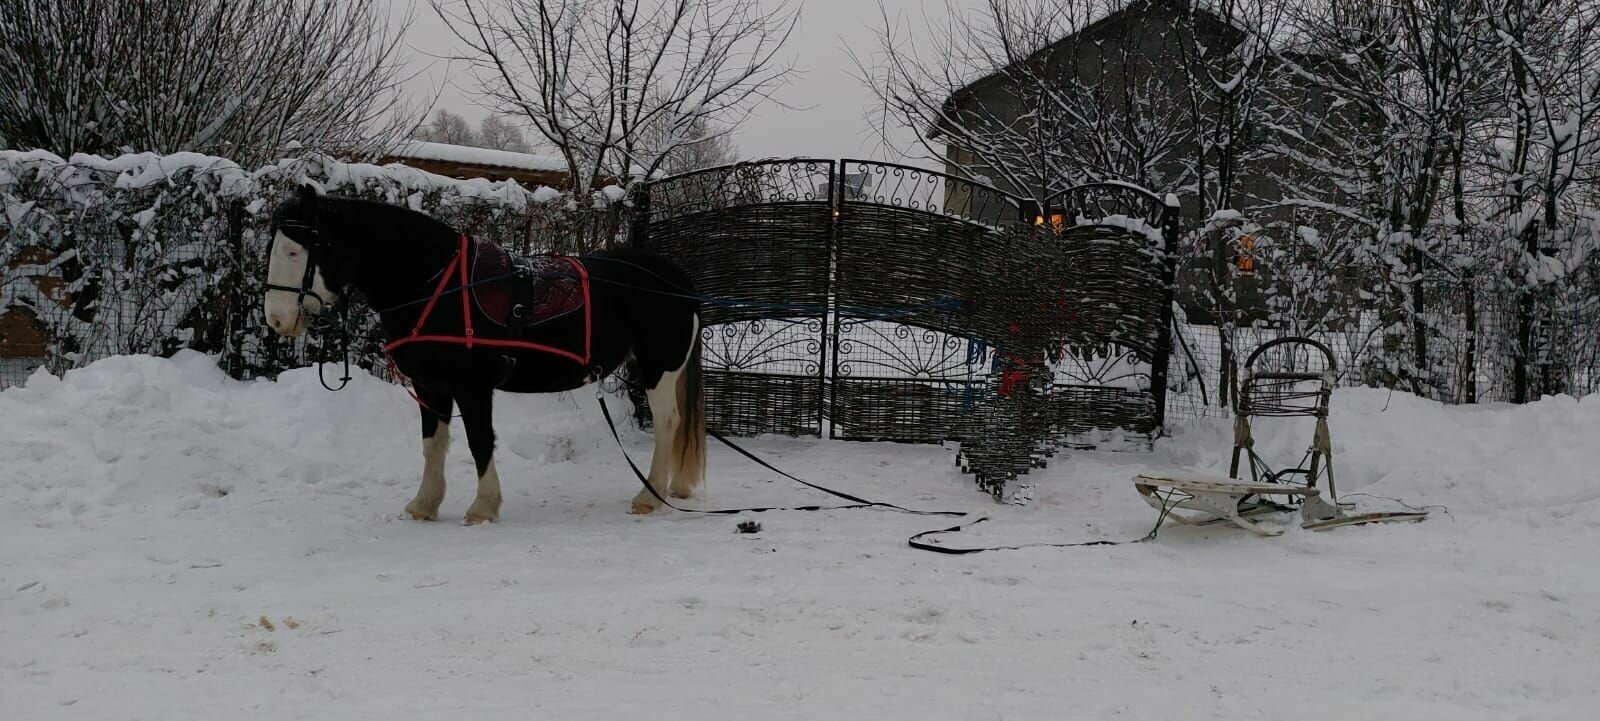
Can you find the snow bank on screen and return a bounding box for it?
[5,352,1596,525]
[0,351,613,521]
[0,149,571,207]
[2,353,1599,719]
[1161,385,1600,514]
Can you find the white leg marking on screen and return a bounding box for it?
[631,373,682,514]
[406,424,449,521]
[670,316,704,499]
[464,460,502,525]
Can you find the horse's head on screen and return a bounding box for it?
[263,183,343,337]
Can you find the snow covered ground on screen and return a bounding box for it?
[3,351,1598,720]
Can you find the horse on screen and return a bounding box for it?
[261,183,705,524]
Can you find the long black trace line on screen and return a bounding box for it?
[596,393,1172,555]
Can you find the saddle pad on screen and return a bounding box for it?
[470,238,586,331]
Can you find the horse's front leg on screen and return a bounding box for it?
[405,385,455,521]
[456,385,502,525]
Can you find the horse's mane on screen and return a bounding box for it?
[274,191,457,241]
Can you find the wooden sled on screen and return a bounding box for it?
[1139,337,1429,537]
[1134,473,1321,537]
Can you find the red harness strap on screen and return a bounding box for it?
[383,233,592,366]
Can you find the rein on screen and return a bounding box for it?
[596,392,968,520]
[312,301,353,392]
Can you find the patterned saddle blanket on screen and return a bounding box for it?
[468,238,587,336]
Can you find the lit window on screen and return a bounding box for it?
[1236,234,1257,274]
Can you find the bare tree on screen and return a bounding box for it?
[639,113,740,174]
[413,109,481,145]
[0,0,420,165]
[1261,0,1507,396]
[1480,0,1600,399]
[431,0,796,190]
[477,114,530,152]
[668,119,739,173]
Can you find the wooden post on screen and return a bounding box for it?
[1151,194,1182,435]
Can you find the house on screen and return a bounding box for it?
[931,0,1362,325]
[0,246,65,367]
[932,0,1245,216]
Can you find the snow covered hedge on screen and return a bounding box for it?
[0,149,628,382]
[1170,205,1600,409]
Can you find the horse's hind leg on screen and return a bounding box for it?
[405,386,455,521]
[630,315,705,513]
[456,386,502,525]
[630,367,680,515]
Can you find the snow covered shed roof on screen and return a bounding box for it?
[381,141,572,187]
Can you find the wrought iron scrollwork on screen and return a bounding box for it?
[701,317,825,377]
[1050,342,1152,391]
[834,320,982,380]
[840,160,1025,227]
[646,159,836,222]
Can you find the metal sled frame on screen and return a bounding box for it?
[1135,337,1426,536]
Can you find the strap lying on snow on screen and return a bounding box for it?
[597,395,964,518]
[597,395,1167,554]
[907,516,1148,555]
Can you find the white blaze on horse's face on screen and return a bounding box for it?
[263,231,336,337]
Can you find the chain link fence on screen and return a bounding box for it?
[1166,218,1600,421]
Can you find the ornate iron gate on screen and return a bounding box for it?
[829,160,1023,441]
[634,159,1179,449]
[635,160,835,436]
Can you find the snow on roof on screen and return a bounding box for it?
[388,140,568,175]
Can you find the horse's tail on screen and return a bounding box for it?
[674,313,706,489]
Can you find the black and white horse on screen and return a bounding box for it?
[262,184,704,523]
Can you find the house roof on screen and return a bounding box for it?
[931,0,1248,139]
[387,141,567,175]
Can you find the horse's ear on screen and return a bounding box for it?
[297,182,319,209]
[295,182,322,228]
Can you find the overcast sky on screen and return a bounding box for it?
[397,0,962,166]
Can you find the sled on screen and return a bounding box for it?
[1134,473,1321,536]
[1139,337,1428,537]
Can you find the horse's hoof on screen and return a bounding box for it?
[405,501,440,521]
[629,501,658,515]
[669,488,693,499]
[463,499,500,526]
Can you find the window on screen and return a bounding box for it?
[1236,234,1258,275]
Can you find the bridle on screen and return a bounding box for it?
[265,219,352,391]
[264,221,337,311]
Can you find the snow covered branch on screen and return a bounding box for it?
[431,0,793,189]
[0,0,422,166]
